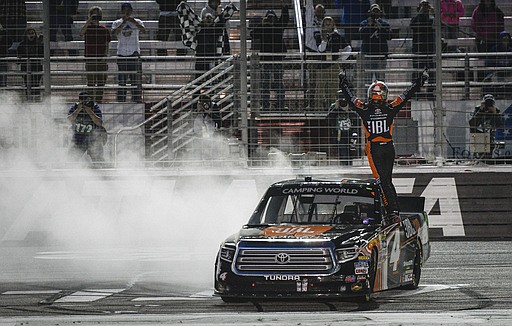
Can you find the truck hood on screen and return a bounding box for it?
[225,224,379,246]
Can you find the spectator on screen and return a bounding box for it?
[471,0,504,53]
[337,0,370,43]
[193,94,221,137]
[440,0,464,51]
[176,2,236,83]
[338,68,429,222]
[0,24,8,87]
[80,6,111,103]
[112,2,146,103]
[49,0,79,56]
[304,0,325,108]
[314,16,351,110]
[251,5,289,110]
[17,27,43,100]
[374,0,393,18]
[67,91,106,164]
[487,31,512,87]
[410,0,435,99]
[156,0,185,56]
[194,13,224,80]
[0,0,27,51]
[305,0,325,52]
[359,4,392,83]
[201,0,231,55]
[469,94,503,159]
[326,93,360,165]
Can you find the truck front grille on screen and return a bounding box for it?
[235,248,334,274]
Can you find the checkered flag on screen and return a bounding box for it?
[214,3,238,24]
[177,1,238,52]
[177,1,201,50]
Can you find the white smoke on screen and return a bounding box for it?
[0,92,294,287]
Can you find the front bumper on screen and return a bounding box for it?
[215,263,371,299]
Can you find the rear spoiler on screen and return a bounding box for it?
[397,196,425,213]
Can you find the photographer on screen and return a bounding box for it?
[359,3,392,83]
[80,6,111,103]
[469,94,503,133]
[469,94,503,159]
[67,91,106,164]
[193,94,221,137]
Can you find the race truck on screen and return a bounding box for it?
[214,176,430,302]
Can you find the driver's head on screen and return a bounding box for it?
[367,81,388,105]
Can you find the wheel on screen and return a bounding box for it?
[403,240,422,290]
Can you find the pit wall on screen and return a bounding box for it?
[0,169,510,244]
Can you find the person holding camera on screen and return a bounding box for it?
[251,3,289,110]
[112,2,146,103]
[193,94,221,137]
[469,94,503,133]
[410,0,435,99]
[67,91,106,164]
[359,3,392,83]
[469,94,503,159]
[314,16,351,110]
[80,6,111,103]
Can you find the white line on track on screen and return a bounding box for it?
[1,290,62,295]
[391,284,468,297]
[54,289,125,303]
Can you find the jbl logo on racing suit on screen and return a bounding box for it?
[369,120,389,134]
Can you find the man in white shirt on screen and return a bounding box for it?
[112,2,146,102]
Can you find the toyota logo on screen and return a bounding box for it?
[275,253,291,264]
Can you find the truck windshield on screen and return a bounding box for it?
[248,193,380,225]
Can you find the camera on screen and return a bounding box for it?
[82,100,94,108]
[90,14,101,21]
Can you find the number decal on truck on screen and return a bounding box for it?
[387,228,401,272]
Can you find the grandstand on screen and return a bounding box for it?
[0,0,511,167]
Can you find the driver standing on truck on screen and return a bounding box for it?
[338,68,429,225]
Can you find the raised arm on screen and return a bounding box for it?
[338,70,364,110]
[390,68,429,108]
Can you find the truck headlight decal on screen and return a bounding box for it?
[335,246,359,263]
[220,246,235,262]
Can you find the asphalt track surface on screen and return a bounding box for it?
[0,241,511,325]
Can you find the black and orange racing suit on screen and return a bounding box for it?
[339,77,423,214]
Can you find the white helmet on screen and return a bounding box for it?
[367,81,388,102]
